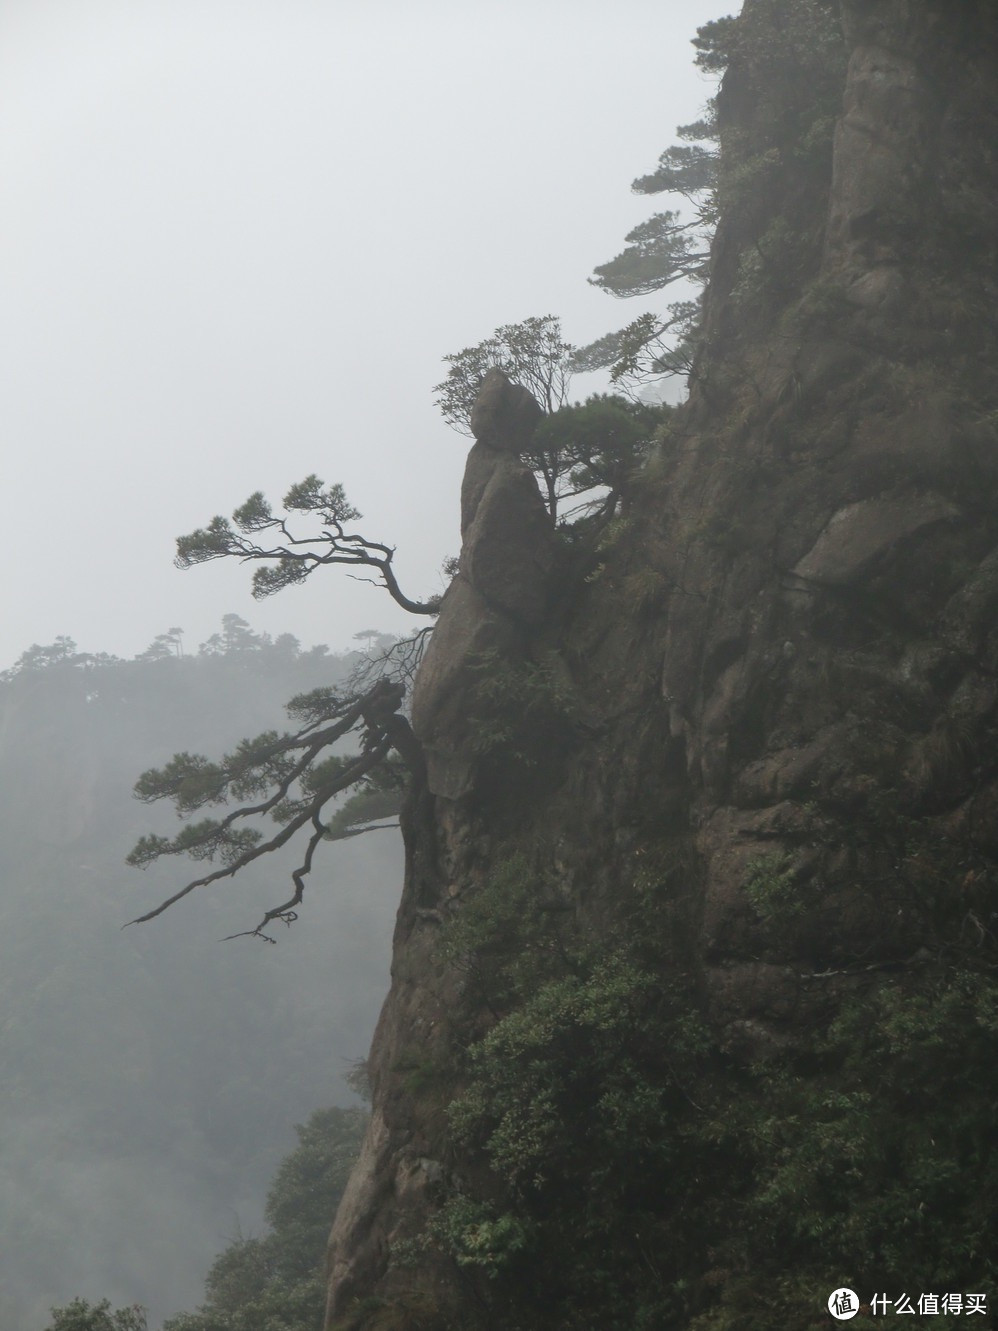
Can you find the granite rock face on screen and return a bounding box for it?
[412,370,553,801]
[326,3,998,1326]
[325,371,553,1322]
[467,366,543,455]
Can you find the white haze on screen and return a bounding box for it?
[0,3,734,1326]
[0,0,733,669]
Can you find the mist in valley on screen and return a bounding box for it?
[0,629,400,1327]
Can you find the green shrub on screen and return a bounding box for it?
[466,651,578,764]
[743,851,802,922]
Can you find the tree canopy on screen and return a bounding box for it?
[531,394,669,520]
[569,14,733,390]
[43,1300,147,1331]
[433,314,573,434]
[433,319,669,521]
[127,454,444,937]
[434,316,583,518]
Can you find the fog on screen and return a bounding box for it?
[0,3,732,1326]
[0,0,731,667]
[0,639,403,1327]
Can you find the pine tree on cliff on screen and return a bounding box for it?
[126,475,436,939]
[434,316,669,521]
[573,0,844,391]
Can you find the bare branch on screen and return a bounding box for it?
[347,627,435,695]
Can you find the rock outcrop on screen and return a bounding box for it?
[411,369,553,801]
[325,370,554,1320]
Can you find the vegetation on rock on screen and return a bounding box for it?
[435,318,670,520]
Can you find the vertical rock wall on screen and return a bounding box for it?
[326,3,998,1325]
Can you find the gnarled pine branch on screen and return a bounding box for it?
[127,677,419,942]
[176,475,441,617]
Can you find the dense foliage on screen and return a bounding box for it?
[389,850,998,1330]
[531,394,669,518]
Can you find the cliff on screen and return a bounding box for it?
[327,3,998,1327]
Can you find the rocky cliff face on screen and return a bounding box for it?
[327,4,998,1328]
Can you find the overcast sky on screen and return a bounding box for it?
[0,0,734,670]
